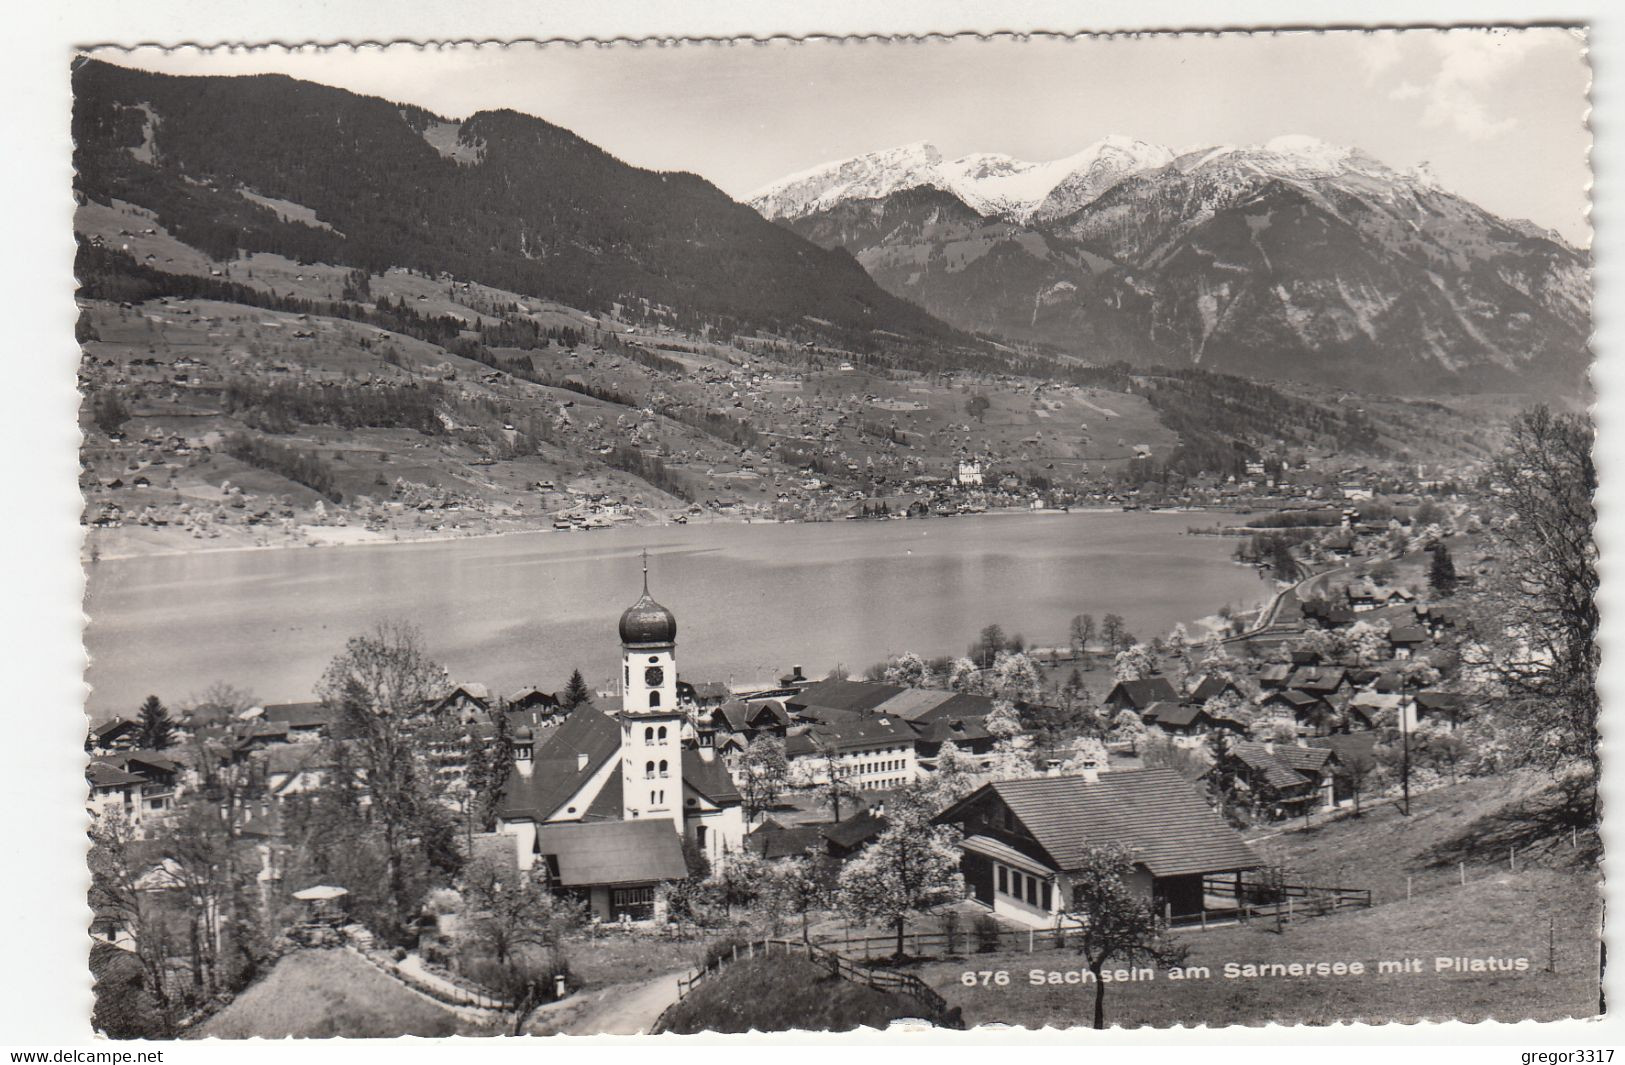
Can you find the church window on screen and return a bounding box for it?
[659,759,669,777]
[645,761,655,780]
[649,691,661,709]
[696,825,707,849]
[657,725,667,740]
[644,727,654,744]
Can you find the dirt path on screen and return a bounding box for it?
[523,970,686,1036]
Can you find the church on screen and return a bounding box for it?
[487,560,747,923]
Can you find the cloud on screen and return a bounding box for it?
[1386,28,1544,141]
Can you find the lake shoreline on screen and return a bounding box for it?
[83,510,1273,715]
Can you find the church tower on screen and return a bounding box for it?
[617,552,684,829]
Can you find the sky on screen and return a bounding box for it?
[98,27,1591,244]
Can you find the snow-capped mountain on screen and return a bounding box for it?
[756,134,1589,393]
[748,135,1172,223]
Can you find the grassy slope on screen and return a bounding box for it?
[194,949,497,1039]
[920,772,1601,1028]
[656,955,924,1035]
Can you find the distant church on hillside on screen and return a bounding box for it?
[485,556,746,923]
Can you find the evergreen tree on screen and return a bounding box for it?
[561,669,592,709]
[136,695,176,750]
[1428,543,1459,597]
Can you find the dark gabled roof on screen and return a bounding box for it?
[713,701,751,732]
[910,692,995,724]
[1235,742,1332,774]
[1260,689,1322,709]
[937,769,1260,878]
[1104,677,1179,709]
[1415,691,1466,712]
[745,700,789,728]
[261,702,335,729]
[1307,732,1378,765]
[745,822,826,860]
[785,714,916,758]
[495,706,621,822]
[1258,664,1294,684]
[683,749,741,806]
[910,716,992,746]
[90,718,138,739]
[1288,666,1348,693]
[581,771,624,821]
[1189,675,1241,703]
[1143,701,1203,728]
[86,761,145,787]
[531,820,688,887]
[1388,625,1429,644]
[786,679,903,714]
[1225,746,1311,791]
[685,680,731,701]
[822,811,887,851]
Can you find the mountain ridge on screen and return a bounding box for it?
[755,134,1589,394]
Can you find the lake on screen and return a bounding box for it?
[82,511,1271,715]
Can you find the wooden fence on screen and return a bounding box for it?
[670,937,955,1028]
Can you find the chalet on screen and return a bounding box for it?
[1345,691,1402,731]
[1102,676,1180,714]
[1307,732,1379,805]
[935,770,1261,927]
[507,687,562,714]
[1287,666,1351,701]
[1141,701,1244,738]
[678,679,732,709]
[1257,664,1294,691]
[86,717,141,755]
[1386,625,1429,659]
[1258,689,1334,735]
[435,683,492,721]
[1187,674,1246,706]
[1221,741,1337,815]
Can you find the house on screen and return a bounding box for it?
[86,717,141,754]
[1386,625,1430,660]
[1287,666,1351,701]
[1307,732,1379,805]
[821,810,887,859]
[744,818,827,860]
[1141,701,1244,738]
[1257,689,1334,735]
[1257,664,1294,691]
[435,683,492,722]
[1102,676,1180,714]
[260,701,339,743]
[934,770,1261,927]
[1345,691,1402,732]
[910,717,995,763]
[1187,674,1245,706]
[678,679,731,709]
[1221,741,1337,815]
[486,820,688,923]
[507,687,562,715]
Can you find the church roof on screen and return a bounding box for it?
[495,706,621,822]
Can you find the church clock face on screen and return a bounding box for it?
[644,666,664,688]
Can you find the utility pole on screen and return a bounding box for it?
[1400,674,1412,817]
